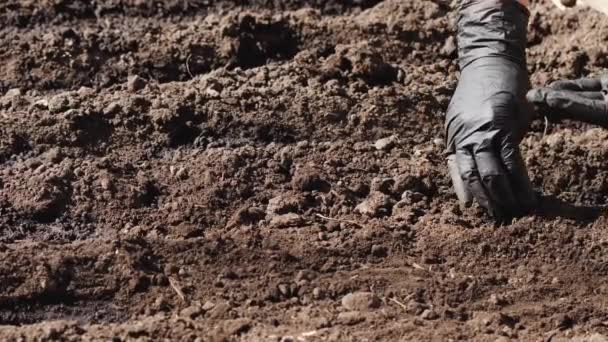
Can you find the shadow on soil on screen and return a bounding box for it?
[538,195,606,222]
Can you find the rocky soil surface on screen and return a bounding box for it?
[1,0,608,340]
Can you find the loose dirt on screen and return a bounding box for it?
[1,0,608,340]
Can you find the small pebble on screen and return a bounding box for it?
[312,287,323,299]
[374,135,398,151]
[104,102,122,115]
[341,292,381,311]
[202,301,216,311]
[278,284,290,297]
[4,88,22,98]
[421,309,439,320]
[371,244,388,257]
[127,75,147,92]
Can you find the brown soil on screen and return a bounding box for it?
[0,0,608,340]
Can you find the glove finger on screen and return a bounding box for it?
[499,137,538,213]
[544,90,608,126]
[455,149,493,214]
[549,78,602,92]
[526,87,549,106]
[527,88,553,121]
[474,150,519,221]
[575,91,605,101]
[448,154,473,206]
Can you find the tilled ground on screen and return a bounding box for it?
[1,0,608,340]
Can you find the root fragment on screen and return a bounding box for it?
[388,297,408,311]
[411,262,426,270]
[185,54,194,79]
[168,276,186,302]
[314,213,364,228]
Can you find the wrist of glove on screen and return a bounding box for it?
[527,76,608,127]
[446,0,538,222]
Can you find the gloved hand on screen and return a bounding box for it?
[446,0,538,222]
[527,76,608,126]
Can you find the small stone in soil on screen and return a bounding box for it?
[175,167,188,180]
[270,213,304,228]
[43,148,64,163]
[312,287,323,299]
[266,195,305,216]
[180,305,202,319]
[371,177,394,194]
[278,283,290,297]
[104,102,122,115]
[4,88,22,98]
[34,99,49,109]
[341,292,381,311]
[371,244,388,257]
[202,301,216,311]
[553,313,574,329]
[206,87,221,98]
[127,75,147,92]
[374,135,398,151]
[295,270,315,281]
[207,301,231,319]
[291,168,330,192]
[489,293,506,306]
[355,191,395,217]
[401,190,425,202]
[421,309,439,320]
[48,94,71,113]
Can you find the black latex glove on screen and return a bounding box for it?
[526,76,608,127]
[446,0,538,222]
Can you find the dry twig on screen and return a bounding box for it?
[314,213,364,228]
[388,297,408,311]
[185,54,194,79]
[411,262,426,271]
[168,276,186,302]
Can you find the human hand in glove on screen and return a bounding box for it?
[527,76,608,127]
[446,0,538,222]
